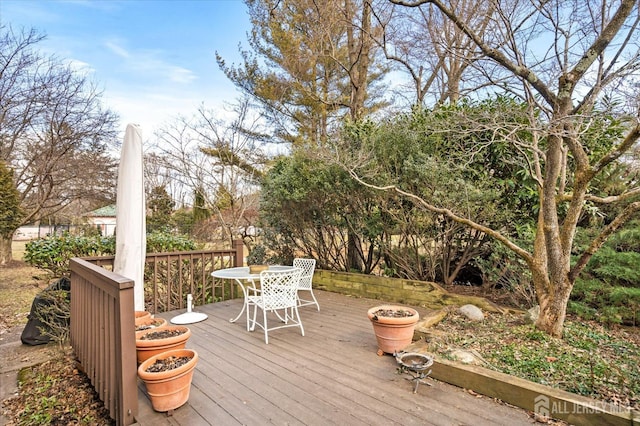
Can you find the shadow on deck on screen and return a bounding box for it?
[136,290,535,425]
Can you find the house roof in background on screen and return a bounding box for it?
[85,205,116,217]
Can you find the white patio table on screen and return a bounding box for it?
[211,265,293,325]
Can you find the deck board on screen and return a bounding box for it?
[136,290,535,426]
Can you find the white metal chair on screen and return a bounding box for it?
[293,258,319,311]
[246,268,304,344]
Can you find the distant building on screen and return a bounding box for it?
[84,205,117,236]
[13,226,42,240]
[13,223,71,240]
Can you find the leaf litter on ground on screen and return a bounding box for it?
[423,310,640,412]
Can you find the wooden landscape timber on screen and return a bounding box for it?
[404,341,638,426]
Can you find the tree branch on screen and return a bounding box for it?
[347,169,532,263]
[390,0,559,106]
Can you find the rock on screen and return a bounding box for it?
[449,349,482,365]
[416,309,448,329]
[525,305,540,324]
[458,304,484,321]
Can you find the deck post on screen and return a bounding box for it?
[232,239,244,267]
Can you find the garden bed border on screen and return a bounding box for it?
[425,354,638,426]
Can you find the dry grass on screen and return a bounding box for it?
[0,258,49,332]
[11,240,27,261]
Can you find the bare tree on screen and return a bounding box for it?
[374,0,494,106]
[144,152,191,208]
[345,0,640,337]
[152,100,267,245]
[0,26,119,264]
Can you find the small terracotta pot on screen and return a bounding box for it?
[135,310,152,325]
[135,317,168,332]
[367,305,419,356]
[135,325,191,364]
[249,264,268,274]
[138,348,199,412]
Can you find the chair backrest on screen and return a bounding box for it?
[293,258,316,290]
[259,268,303,310]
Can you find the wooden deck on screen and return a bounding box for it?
[136,290,535,425]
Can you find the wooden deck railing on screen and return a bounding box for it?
[70,257,138,426]
[83,239,245,314]
[70,240,244,425]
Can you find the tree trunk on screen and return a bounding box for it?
[536,288,572,338]
[530,203,577,338]
[346,232,363,272]
[0,234,13,265]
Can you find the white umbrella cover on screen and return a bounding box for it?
[114,123,146,311]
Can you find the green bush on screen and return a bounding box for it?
[146,231,199,253]
[246,244,267,265]
[570,279,640,326]
[24,233,115,277]
[570,220,640,326]
[25,231,199,277]
[586,246,640,286]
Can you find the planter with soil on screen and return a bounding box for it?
[135,325,191,364]
[367,305,419,356]
[135,310,151,326]
[135,317,168,332]
[137,348,199,413]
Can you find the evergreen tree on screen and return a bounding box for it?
[0,162,24,264]
[146,185,175,232]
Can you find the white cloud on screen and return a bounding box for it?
[102,39,197,85]
[105,40,131,59]
[168,67,197,84]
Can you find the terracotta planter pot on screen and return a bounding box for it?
[249,264,268,274]
[135,310,152,325]
[137,348,199,412]
[135,325,191,364]
[367,305,419,356]
[135,317,168,332]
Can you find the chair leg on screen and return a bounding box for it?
[248,302,258,331]
[298,289,320,311]
[263,308,269,344]
[294,305,305,336]
[246,303,250,331]
[309,289,320,311]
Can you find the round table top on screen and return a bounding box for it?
[211,265,293,280]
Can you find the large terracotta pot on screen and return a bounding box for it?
[367,305,419,356]
[138,348,199,412]
[135,310,151,326]
[135,325,191,364]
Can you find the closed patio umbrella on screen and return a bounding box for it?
[114,123,146,311]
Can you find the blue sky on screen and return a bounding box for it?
[2,0,251,137]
